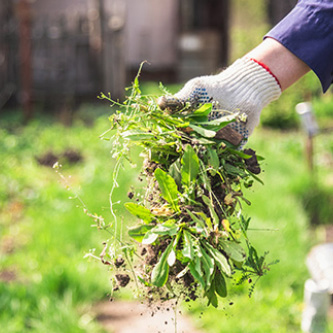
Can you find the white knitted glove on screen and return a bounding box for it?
[158,57,281,144]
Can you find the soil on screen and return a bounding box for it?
[95,300,203,333]
[62,149,82,164]
[36,151,59,167]
[243,148,261,174]
[115,274,131,288]
[36,149,83,167]
[115,257,125,268]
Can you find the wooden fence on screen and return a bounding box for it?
[0,3,126,117]
[31,15,100,98]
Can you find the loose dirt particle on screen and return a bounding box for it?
[115,274,130,287]
[114,257,125,268]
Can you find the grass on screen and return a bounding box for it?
[0,113,117,333]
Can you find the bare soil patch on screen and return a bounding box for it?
[95,300,203,333]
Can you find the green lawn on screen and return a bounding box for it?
[0,113,115,333]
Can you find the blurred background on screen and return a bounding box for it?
[1,0,301,121]
[1,0,333,332]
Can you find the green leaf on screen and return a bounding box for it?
[206,147,219,175]
[167,249,176,266]
[132,61,145,95]
[203,112,238,125]
[189,260,205,288]
[142,230,159,244]
[198,159,212,192]
[206,284,218,308]
[137,275,151,287]
[128,224,154,242]
[203,241,232,276]
[141,222,178,245]
[249,172,264,185]
[202,195,219,227]
[121,130,155,141]
[256,154,265,161]
[189,124,216,138]
[151,242,173,287]
[169,159,182,188]
[182,230,194,260]
[124,203,154,223]
[214,251,231,276]
[198,246,215,288]
[150,223,178,236]
[190,103,212,118]
[181,144,200,188]
[220,240,246,266]
[224,163,243,177]
[240,216,251,233]
[154,168,180,212]
[227,148,252,159]
[214,270,227,298]
[185,209,208,235]
[192,137,216,145]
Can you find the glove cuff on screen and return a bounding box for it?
[217,57,282,109]
[248,58,281,89]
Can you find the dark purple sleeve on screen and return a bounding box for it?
[265,0,333,92]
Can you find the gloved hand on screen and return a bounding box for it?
[158,57,281,144]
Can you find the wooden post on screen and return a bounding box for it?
[16,0,33,121]
[101,0,126,100]
[296,102,319,172]
[305,136,314,172]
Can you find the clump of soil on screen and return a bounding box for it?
[115,257,125,268]
[116,274,131,287]
[243,148,261,174]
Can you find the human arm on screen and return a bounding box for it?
[246,38,310,92]
[264,0,333,92]
[159,0,333,145]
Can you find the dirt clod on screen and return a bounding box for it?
[114,257,125,268]
[243,148,261,174]
[115,274,130,287]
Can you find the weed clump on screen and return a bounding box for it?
[97,67,275,307]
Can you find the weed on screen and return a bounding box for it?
[95,66,276,307]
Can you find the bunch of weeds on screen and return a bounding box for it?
[97,66,276,307]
